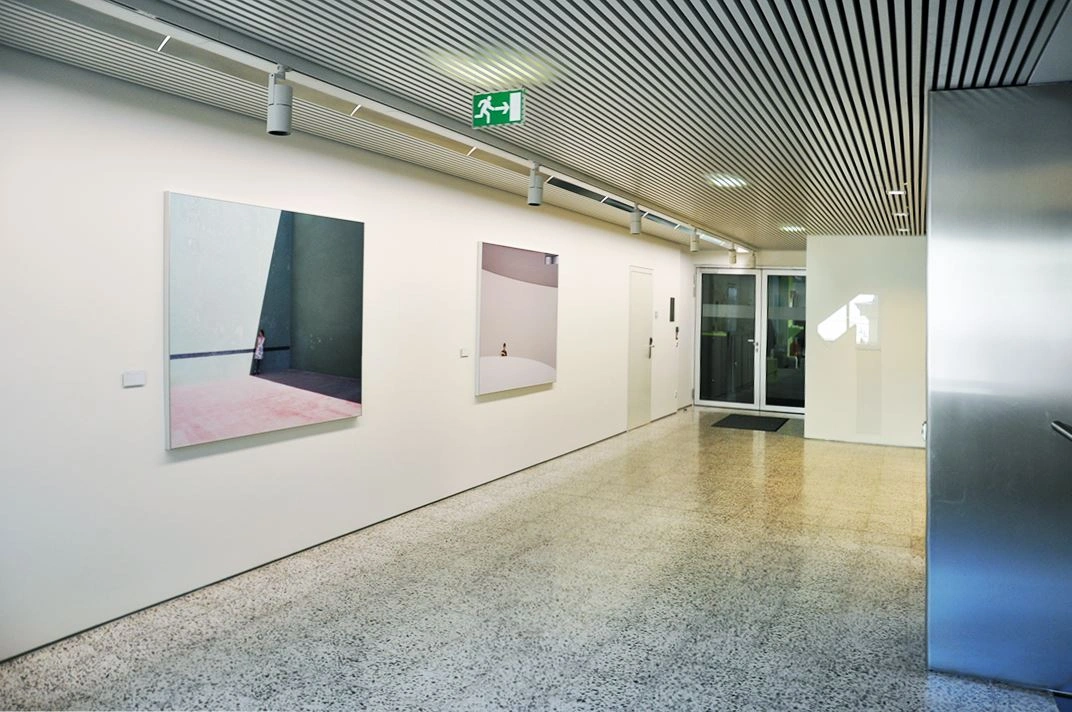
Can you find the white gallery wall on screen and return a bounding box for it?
[674,255,696,407]
[0,48,692,660]
[805,235,927,447]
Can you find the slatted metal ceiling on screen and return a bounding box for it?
[145,0,1068,245]
[3,0,1068,250]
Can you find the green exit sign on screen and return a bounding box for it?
[472,90,524,127]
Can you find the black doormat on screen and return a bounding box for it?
[713,414,788,432]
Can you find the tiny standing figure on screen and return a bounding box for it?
[252,329,266,374]
[500,342,508,357]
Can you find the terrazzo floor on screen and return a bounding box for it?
[0,409,1059,711]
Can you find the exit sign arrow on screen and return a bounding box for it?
[472,90,524,127]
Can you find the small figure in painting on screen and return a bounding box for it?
[252,329,266,374]
[500,342,508,357]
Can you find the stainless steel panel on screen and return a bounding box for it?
[927,82,1072,691]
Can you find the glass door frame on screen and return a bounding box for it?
[694,268,763,410]
[693,267,806,414]
[758,269,806,415]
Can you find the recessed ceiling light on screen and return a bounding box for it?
[888,189,906,196]
[898,228,910,233]
[706,173,747,188]
[780,225,806,233]
[428,47,557,86]
[697,233,732,248]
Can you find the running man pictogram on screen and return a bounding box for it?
[472,90,525,127]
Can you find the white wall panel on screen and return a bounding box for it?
[676,253,696,410]
[804,235,926,447]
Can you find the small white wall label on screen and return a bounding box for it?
[122,370,147,388]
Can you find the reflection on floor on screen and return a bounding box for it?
[0,410,1057,710]
[169,375,360,448]
[255,369,362,403]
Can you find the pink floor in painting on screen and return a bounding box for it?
[169,376,361,448]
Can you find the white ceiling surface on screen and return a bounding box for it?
[2,1,1069,250]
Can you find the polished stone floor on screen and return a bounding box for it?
[0,409,1058,711]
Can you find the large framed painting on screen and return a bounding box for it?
[477,242,559,395]
[165,193,364,448]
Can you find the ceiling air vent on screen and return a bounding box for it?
[644,213,678,228]
[602,197,634,213]
[545,176,603,203]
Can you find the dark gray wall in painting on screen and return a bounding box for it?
[291,213,363,379]
[255,211,294,373]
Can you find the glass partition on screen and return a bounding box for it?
[698,272,758,404]
[695,269,805,413]
[763,274,806,409]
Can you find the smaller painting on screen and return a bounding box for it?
[477,242,559,395]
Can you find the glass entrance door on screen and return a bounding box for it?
[697,271,760,406]
[761,272,806,412]
[696,269,806,413]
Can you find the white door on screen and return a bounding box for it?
[627,267,653,429]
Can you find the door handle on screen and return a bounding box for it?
[1051,421,1072,443]
[648,337,653,359]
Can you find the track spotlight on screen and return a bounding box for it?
[267,65,293,136]
[630,205,641,234]
[527,163,543,206]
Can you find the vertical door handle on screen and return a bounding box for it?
[1051,421,1072,443]
[648,337,654,359]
